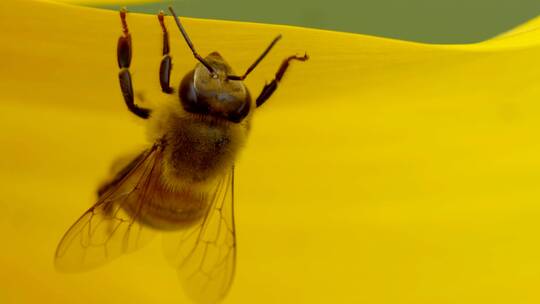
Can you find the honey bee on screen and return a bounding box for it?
[54,7,307,304]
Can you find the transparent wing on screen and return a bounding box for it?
[163,167,236,304]
[55,143,164,272]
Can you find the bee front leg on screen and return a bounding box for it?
[117,8,151,119]
[158,11,174,94]
[255,54,309,107]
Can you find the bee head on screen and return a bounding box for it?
[168,7,281,123]
[179,52,251,123]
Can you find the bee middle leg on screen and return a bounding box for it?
[158,11,174,94]
[117,8,151,119]
[255,54,309,107]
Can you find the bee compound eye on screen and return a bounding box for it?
[179,71,208,114]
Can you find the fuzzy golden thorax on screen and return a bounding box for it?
[147,94,253,189]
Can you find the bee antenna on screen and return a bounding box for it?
[227,35,282,81]
[168,7,216,76]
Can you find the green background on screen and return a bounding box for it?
[96,0,540,44]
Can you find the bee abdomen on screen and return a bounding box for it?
[123,179,210,231]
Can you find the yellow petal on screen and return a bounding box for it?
[50,0,162,4]
[2,1,540,304]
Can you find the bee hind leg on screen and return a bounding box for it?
[96,151,146,231]
[117,8,151,119]
[255,53,309,107]
[96,151,146,198]
[158,11,174,94]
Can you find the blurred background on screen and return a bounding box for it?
[89,0,540,44]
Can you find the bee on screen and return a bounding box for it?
[54,6,308,304]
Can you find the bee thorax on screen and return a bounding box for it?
[163,116,246,183]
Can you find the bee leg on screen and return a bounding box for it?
[255,53,309,107]
[97,151,146,198]
[158,11,174,94]
[117,8,151,119]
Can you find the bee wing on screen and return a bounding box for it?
[55,144,164,272]
[163,166,236,304]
